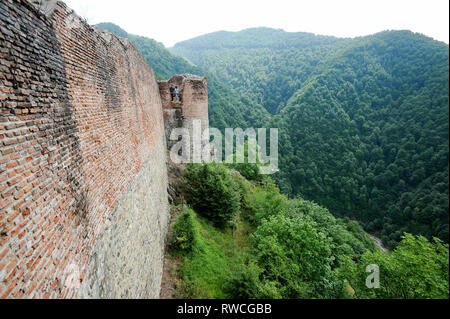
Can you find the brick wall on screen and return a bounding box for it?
[0,0,168,298]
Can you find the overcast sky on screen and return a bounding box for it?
[64,0,449,47]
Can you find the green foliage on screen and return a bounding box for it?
[241,182,374,265]
[241,182,288,226]
[171,209,198,253]
[225,139,270,182]
[285,199,376,267]
[223,262,265,299]
[183,163,241,227]
[96,22,128,38]
[172,164,449,299]
[250,214,341,298]
[237,184,375,298]
[340,234,449,299]
[173,27,347,114]
[171,209,248,298]
[229,162,261,181]
[271,31,449,248]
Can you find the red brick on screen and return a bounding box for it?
[6,161,18,169]
[6,211,20,223]
[4,268,17,283]
[0,247,9,259]
[0,280,17,299]
[1,148,14,156]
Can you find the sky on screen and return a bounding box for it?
[64,0,449,47]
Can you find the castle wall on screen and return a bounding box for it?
[0,0,168,299]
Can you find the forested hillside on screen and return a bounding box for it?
[275,31,449,248]
[167,162,448,299]
[173,29,449,248]
[96,23,270,130]
[172,28,350,114]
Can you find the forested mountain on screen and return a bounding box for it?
[274,31,449,248]
[173,28,449,248]
[172,28,350,114]
[96,23,269,130]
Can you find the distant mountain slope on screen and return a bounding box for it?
[172,28,350,114]
[270,31,449,248]
[172,27,343,50]
[96,23,270,130]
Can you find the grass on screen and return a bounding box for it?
[173,210,250,299]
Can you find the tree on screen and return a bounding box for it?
[340,234,449,299]
[183,163,241,227]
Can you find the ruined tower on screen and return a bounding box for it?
[158,74,211,161]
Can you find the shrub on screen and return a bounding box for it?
[224,262,262,299]
[225,139,269,182]
[250,214,341,298]
[183,163,241,227]
[241,183,288,226]
[171,209,198,253]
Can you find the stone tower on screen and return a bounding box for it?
[158,74,211,161]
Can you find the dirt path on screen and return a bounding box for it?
[159,250,181,299]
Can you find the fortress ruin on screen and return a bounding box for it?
[0,0,209,298]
